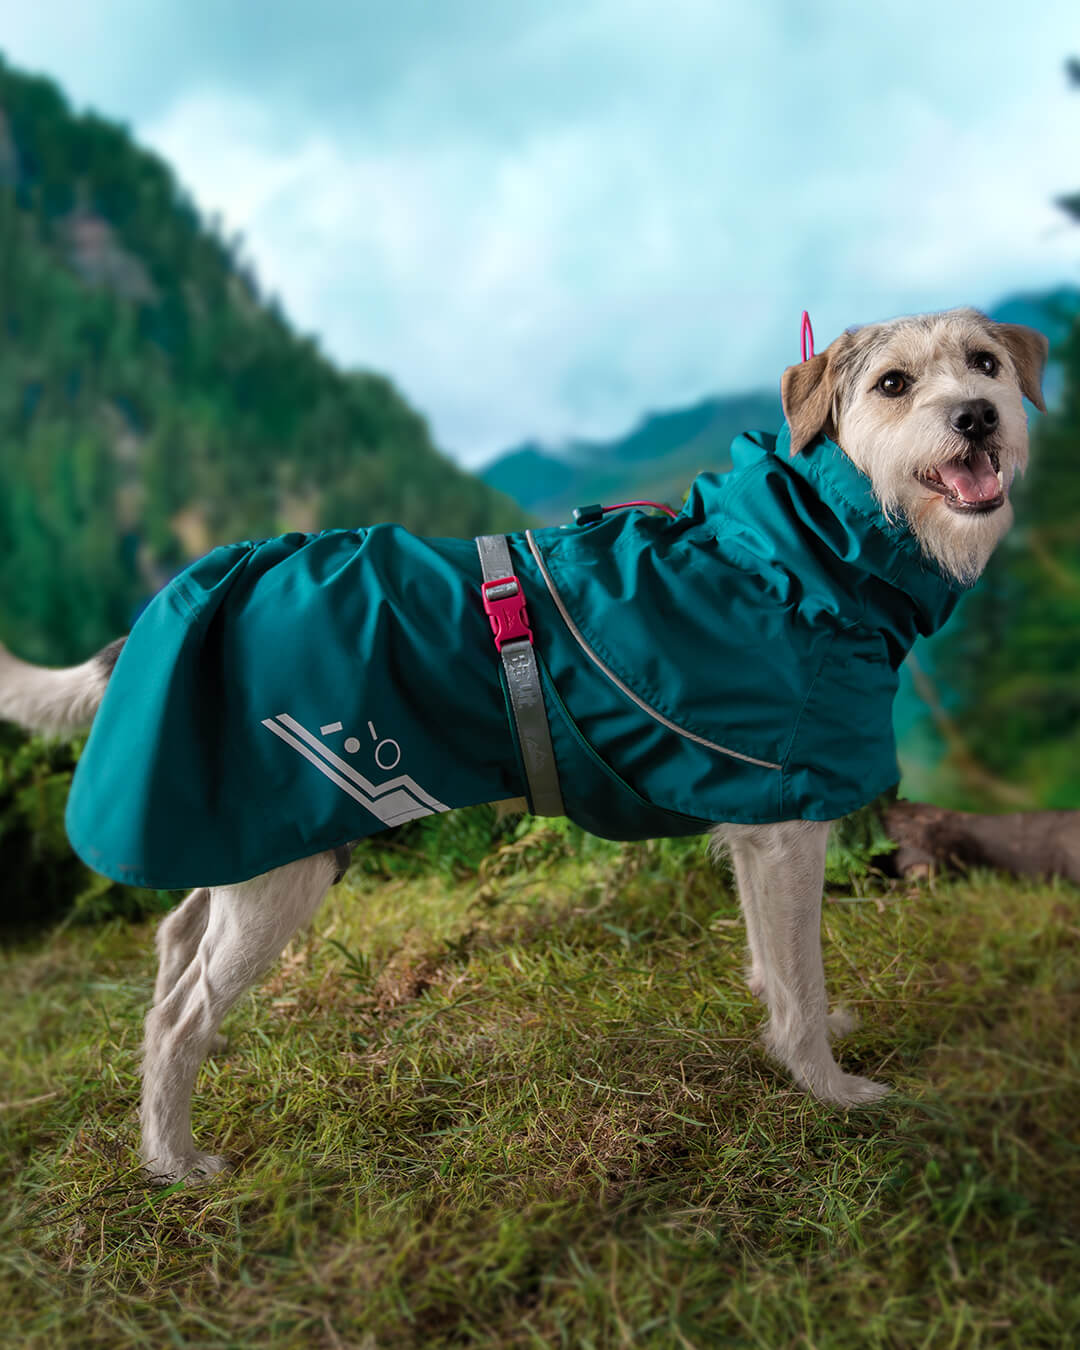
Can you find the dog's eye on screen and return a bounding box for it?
[877,370,908,396]
[970,350,999,377]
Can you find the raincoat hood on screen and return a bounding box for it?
[722,423,963,653]
[66,426,969,889]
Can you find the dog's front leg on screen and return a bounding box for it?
[716,820,889,1107]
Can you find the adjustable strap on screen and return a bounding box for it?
[475,535,564,817]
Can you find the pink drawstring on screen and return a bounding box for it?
[604,499,678,520]
[801,310,815,362]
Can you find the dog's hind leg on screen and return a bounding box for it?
[153,888,211,1004]
[152,887,233,1057]
[139,852,338,1184]
[717,820,888,1108]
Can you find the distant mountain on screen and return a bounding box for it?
[481,289,1080,524]
[481,392,783,523]
[0,57,525,664]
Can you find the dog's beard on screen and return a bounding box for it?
[905,494,1015,586]
[875,461,1016,586]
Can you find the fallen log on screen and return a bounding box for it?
[882,800,1080,884]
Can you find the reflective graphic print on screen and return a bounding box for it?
[262,712,448,827]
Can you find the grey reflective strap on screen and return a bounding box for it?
[475,534,565,817]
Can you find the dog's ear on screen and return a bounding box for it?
[994,323,1049,413]
[781,335,850,455]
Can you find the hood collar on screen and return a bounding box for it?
[777,422,970,636]
[698,423,968,645]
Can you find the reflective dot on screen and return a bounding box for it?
[344,737,361,753]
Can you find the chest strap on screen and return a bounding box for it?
[475,535,564,817]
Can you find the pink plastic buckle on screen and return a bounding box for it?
[481,574,533,652]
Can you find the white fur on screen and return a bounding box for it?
[0,309,1038,1181]
[713,820,883,1103]
[0,643,109,737]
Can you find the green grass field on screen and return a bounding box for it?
[2,821,1078,1348]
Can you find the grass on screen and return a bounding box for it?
[1,821,1078,1348]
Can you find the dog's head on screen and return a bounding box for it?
[781,308,1048,584]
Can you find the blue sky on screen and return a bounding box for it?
[3,1,1080,464]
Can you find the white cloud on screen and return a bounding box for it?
[7,0,1080,462]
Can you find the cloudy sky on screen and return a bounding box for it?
[3,1,1079,464]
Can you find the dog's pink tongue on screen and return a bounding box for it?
[939,450,1000,502]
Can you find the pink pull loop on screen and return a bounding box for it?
[800,310,815,362]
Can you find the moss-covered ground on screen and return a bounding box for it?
[2,822,1078,1347]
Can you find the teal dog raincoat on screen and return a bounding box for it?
[66,425,968,889]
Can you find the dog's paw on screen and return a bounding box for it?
[145,1152,228,1186]
[746,968,766,1000]
[813,1071,892,1109]
[826,1006,859,1040]
[769,1038,893,1108]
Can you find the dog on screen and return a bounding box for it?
[0,307,1047,1183]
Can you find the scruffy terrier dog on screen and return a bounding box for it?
[0,308,1047,1183]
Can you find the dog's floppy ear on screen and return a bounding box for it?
[994,323,1049,413]
[781,334,851,455]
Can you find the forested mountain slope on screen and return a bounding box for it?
[0,57,524,663]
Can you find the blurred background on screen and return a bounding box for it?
[0,0,1078,846]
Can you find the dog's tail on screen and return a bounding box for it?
[0,636,125,737]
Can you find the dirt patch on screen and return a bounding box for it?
[371,951,449,1011]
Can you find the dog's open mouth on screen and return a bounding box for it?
[918,448,1004,513]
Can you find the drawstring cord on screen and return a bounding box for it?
[572,499,678,525]
[603,499,677,520]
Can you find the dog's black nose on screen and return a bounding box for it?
[949,399,998,440]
